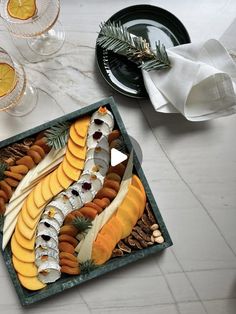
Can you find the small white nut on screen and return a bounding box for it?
[155,236,164,244]
[153,230,161,237]
[151,235,155,243]
[150,224,159,231]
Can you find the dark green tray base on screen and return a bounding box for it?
[0,97,172,306]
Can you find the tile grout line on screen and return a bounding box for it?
[138,102,208,313]
[138,101,236,259]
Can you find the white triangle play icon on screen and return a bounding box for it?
[111,148,127,167]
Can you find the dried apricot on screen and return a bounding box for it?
[4,171,23,181]
[60,265,80,275]
[105,172,121,182]
[16,156,35,169]
[58,242,74,254]
[108,130,120,144]
[79,207,97,220]
[27,149,42,164]
[59,234,78,248]
[10,164,28,174]
[59,252,77,262]
[0,190,8,202]
[30,145,46,158]
[103,180,120,192]
[108,163,126,177]
[5,177,19,187]
[59,258,78,268]
[0,197,6,214]
[95,187,117,201]
[59,225,78,237]
[84,202,103,214]
[0,180,12,199]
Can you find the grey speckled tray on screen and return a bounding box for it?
[0,97,172,306]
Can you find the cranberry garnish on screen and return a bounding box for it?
[42,235,51,242]
[71,189,79,196]
[82,182,92,190]
[93,131,102,140]
[94,118,104,125]
[44,222,50,228]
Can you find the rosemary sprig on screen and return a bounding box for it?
[80,259,98,274]
[45,122,70,150]
[97,22,171,71]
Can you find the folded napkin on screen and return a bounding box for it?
[142,39,236,121]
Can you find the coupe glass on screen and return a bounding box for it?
[0,0,65,56]
[0,47,37,116]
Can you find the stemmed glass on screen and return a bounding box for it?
[0,47,37,116]
[0,0,65,56]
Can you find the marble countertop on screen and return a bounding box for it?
[0,1,236,313]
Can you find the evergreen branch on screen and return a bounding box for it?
[97,22,171,71]
[72,216,93,234]
[80,259,98,274]
[45,122,70,150]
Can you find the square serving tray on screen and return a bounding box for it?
[0,97,172,306]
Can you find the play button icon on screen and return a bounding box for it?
[111,148,128,167]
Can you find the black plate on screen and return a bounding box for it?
[96,5,191,98]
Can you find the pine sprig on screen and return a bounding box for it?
[80,259,98,274]
[97,22,171,71]
[0,162,8,181]
[72,216,93,234]
[45,122,70,150]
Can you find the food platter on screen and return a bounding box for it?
[0,97,172,306]
[96,5,191,98]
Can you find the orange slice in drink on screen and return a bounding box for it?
[0,63,16,97]
[7,0,36,20]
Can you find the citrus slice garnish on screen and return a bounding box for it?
[0,63,16,97]
[7,0,36,20]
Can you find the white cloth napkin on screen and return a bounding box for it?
[142,39,236,121]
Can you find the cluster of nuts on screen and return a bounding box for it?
[150,223,164,244]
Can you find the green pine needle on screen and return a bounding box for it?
[0,162,8,181]
[0,214,4,233]
[80,260,98,274]
[97,21,171,72]
[72,216,93,234]
[45,122,70,150]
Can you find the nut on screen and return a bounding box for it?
[154,236,164,244]
[151,235,155,243]
[150,224,159,231]
[153,230,162,237]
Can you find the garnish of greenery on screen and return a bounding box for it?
[0,162,8,181]
[45,122,70,150]
[97,21,171,72]
[72,216,93,234]
[80,259,98,274]
[0,214,4,233]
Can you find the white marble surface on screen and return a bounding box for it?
[0,1,236,313]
